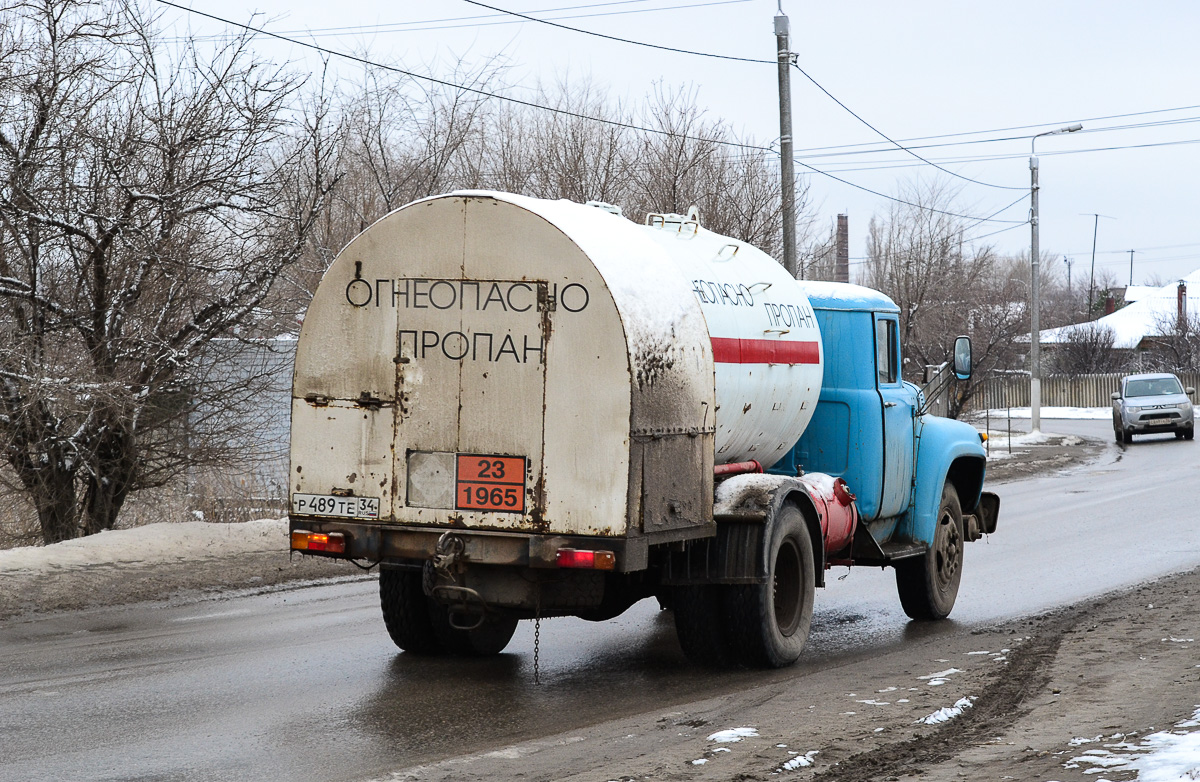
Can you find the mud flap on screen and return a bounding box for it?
[964,491,1000,541]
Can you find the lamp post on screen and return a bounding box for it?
[1029,123,1082,433]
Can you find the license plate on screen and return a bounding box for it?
[456,454,526,513]
[292,493,380,519]
[1145,418,1172,426]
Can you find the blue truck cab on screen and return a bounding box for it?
[769,281,999,619]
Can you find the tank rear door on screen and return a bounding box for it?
[398,280,549,523]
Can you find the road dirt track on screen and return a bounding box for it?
[378,569,1200,781]
[6,430,1200,781]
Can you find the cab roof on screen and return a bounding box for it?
[797,280,900,314]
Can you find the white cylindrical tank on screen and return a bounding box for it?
[638,211,824,468]
[291,192,822,539]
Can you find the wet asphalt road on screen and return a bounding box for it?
[3,418,1198,782]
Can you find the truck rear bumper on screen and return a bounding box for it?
[288,517,652,572]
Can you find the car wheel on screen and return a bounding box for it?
[1186,429,1195,441]
[1115,429,1124,444]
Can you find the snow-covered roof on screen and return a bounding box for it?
[1040,269,1200,350]
[798,280,900,313]
[1122,284,1159,304]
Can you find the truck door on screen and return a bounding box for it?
[875,315,915,518]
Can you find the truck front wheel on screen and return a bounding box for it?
[724,504,815,668]
[896,483,963,620]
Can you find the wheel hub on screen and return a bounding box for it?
[773,538,803,636]
[934,511,961,588]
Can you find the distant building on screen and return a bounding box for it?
[1041,270,1200,351]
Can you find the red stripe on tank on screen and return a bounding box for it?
[710,337,820,365]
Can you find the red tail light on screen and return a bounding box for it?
[291,530,346,554]
[556,548,616,570]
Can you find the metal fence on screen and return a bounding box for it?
[972,371,1200,410]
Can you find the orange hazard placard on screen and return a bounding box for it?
[456,454,526,513]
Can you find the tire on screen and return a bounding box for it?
[1186,429,1195,441]
[896,483,964,621]
[723,504,815,669]
[380,565,517,655]
[673,584,735,667]
[430,608,518,656]
[1114,429,1124,444]
[379,565,444,654]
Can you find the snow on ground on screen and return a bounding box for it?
[1058,706,1200,781]
[919,697,976,726]
[779,750,819,771]
[966,411,1096,461]
[973,429,1085,462]
[707,728,759,743]
[0,518,288,574]
[981,406,1112,420]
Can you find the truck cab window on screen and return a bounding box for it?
[876,319,898,385]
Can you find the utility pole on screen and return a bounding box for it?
[1064,255,1072,293]
[1128,249,1136,287]
[775,4,798,278]
[1080,213,1114,320]
[1029,123,1082,434]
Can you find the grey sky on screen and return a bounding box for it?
[160,0,1200,287]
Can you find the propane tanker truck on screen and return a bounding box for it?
[288,191,999,668]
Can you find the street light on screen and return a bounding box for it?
[1029,122,1082,434]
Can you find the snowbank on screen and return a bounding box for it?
[0,518,288,575]
[981,406,1111,420]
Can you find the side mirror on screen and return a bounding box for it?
[952,336,972,381]
[1111,391,1121,401]
[1187,387,1196,396]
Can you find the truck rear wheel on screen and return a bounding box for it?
[380,565,518,655]
[430,608,518,656]
[724,504,815,668]
[379,565,444,654]
[673,584,735,667]
[896,483,963,620]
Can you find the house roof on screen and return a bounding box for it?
[1040,269,1200,350]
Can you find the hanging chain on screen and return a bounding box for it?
[533,582,542,685]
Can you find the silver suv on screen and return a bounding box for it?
[1112,372,1195,443]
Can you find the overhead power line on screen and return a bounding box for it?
[154,1,774,151]
[460,0,1023,191]
[797,117,1200,167]
[459,0,770,62]
[792,103,1200,157]
[790,158,1025,224]
[812,136,1200,176]
[181,0,752,40]
[788,62,1024,191]
[966,220,1031,243]
[154,0,1030,226]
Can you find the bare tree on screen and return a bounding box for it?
[1048,322,1125,375]
[0,0,335,543]
[1144,310,1200,373]
[482,77,632,204]
[861,180,1034,417]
